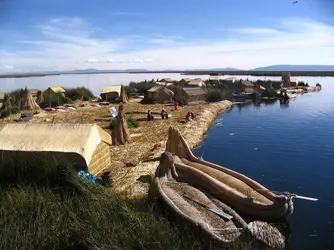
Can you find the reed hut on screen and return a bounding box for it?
[20,88,41,111]
[146,86,174,103]
[159,78,174,83]
[175,87,207,105]
[112,102,131,146]
[44,86,66,97]
[100,86,121,102]
[187,78,205,87]
[29,88,40,101]
[179,78,191,85]
[0,123,112,176]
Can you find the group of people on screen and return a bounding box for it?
[147,109,169,121]
[174,100,184,110]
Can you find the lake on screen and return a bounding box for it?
[194,77,334,250]
[1,73,333,249]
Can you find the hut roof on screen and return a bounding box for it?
[188,79,204,86]
[241,80,254,87]
[48,86,66,93]
[101,86,121,95]
[225,77,238,81]
[29,88,40,94]
[180,78,192,82]
[147,86,169,92]
[160,78,173,82]
[0,123,111,167]
[183,87,207,96]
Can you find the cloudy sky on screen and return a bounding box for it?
[0,0,333,73]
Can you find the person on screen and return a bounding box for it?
[147,110,154,121]
[186,112,192,122]
[161,109,168,119]
[179,100,184,107]
[174,101,179,111]
[190,112,196,119]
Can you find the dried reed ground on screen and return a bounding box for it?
[2,99,232,197]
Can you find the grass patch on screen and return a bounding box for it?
[0,159,202,250]
[109,116,139,130]
[0,106,20,118]
[64,87,95,101]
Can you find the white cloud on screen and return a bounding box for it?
[230,28,279,34]
[0,17,333,73]
[3,65,14,69]
[85,58,99,63]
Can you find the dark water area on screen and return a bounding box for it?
[194,79,334,250]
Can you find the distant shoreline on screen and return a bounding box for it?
[1,70,334,79]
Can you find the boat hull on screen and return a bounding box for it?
[165,127,294,221]
[153,152,286,249]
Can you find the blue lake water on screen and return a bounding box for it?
[194,77,334,250]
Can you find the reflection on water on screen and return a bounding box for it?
[280,99,290,108]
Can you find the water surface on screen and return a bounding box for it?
[194,77,334,250]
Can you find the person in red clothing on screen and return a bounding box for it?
[174,101,179,110]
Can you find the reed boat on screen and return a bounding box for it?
[154,152,286,249]
[165,127,294,221]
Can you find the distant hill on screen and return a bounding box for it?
[192,67,242,71]
[252,65,334,71]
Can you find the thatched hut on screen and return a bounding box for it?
[0,123,112,176]
[112,103,131,146]
[146,86,174,103]
[241,80,255,93]
[44,86,66,97]
[187,78,205,87]
[100,86,121,102]
[179,78,191,85]
[20,88,41,111]
[159,78,174,83]
[29,88,40,101]
[175,87,207,105]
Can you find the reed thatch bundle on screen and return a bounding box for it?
[120,86,129,103]
[112,102,131,145]
[0,94,12,111]
[20,87,41,111]
[36,90,44,105]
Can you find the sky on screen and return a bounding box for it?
[0,0,333,73]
